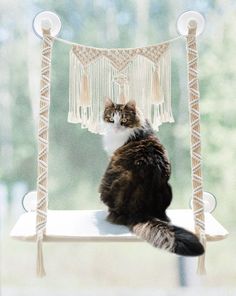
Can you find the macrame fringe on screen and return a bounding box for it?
[68,50,80,123]
[197,231,206,275]
[36,231,46,277]
[68,44,174,133]
[151,65,164,104]
[119,89,127,104]
[80,70,91,107]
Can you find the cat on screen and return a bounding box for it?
[99,98,204,256]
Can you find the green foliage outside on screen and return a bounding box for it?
[1,0,236,293]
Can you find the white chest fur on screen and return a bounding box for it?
[102,123,134,156]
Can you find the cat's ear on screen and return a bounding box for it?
[125,100,136,110]
[104,97,114,108]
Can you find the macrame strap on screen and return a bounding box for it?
[36,28,54,277]
[186,22,206,275]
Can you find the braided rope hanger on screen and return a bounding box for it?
[36,29,54,277]
[35,23,206,276]
[186,21,206,274]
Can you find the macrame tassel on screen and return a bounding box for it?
[151,66,164,104]
[36,231,46,277]
[119,87,126,104]
[80,69,91,107]
[197,231,206,275]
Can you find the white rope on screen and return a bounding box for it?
[53,35,183,48]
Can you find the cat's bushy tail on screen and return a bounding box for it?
[131,218,204,256]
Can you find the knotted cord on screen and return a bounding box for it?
[36,30,54,277]
[186,22,206,274]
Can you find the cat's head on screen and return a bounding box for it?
[103,98,144,129]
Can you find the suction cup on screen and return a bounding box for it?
[22,191,37,212]
[33,10,61,38]
[189,191,217,213]
[177,10,205,36]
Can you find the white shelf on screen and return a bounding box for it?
[10,209,228,242]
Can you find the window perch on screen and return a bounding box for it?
[10,10,228,277]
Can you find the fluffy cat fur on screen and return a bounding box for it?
[99,98,204,256]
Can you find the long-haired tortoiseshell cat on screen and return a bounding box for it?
[99,98,204,256]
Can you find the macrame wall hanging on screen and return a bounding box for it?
[68,43,173,133]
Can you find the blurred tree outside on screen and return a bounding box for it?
[1,0,236,293]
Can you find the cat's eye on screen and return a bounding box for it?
[109,118,114,122]
[121,118,127,123]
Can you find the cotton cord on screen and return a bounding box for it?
[36,29,54,277]
[53,35,183,49]
[186,24,206,275]
[36,230,46,277]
